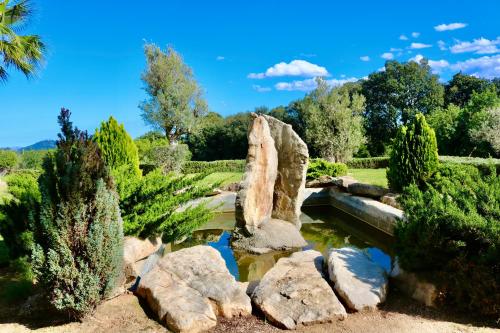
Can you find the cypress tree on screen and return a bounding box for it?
[94,116,141,179]
[387,113,439,191]
[32,109,123,319]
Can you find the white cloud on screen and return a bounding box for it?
[390,47,402,52]
[216,56,225,61]
[450,37,500,54]
[381,52,394,60]
[252,84,271,93]
[409,54,450,73]
[247,60,329,79]
[410,42,432,49]
[412,32,420,38]
[437,40,447,51]
[275,77,357,92]
[399,34,408,41]
[434,22,467,32]
[450,54,500,79]
[360,55,370,61]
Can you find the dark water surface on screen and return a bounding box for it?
[171,205,393,282]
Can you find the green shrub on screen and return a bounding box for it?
[31,109,123,319]
[152,143,192,173]
[18,150,52,170]
[307,159,348,179]
[0,170,40,260]
[182,160,246,174]
[387,113,439,191]
[94,116,141,178]
[134,131,170,164]
[120,169,216,242]
[0,150,19,172]
[395,163,499,317]
[439,155,500,175]
[346,157,389,169]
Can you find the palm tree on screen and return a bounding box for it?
[0,0,44,81]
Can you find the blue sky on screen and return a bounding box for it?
[1,0,499,146]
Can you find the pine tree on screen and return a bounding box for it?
[387,113,439,191]
[94,116,141,178]
[32,109,123,319]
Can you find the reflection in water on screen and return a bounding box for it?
[171,206,393,282]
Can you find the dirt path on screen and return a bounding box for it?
[0,291,497,333]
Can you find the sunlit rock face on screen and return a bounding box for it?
[234,114,308,253]
[263,114,309,228]
[235,114,278,234]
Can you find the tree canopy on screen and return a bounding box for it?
[140,44,208,144]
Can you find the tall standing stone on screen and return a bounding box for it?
[233,114,308,253]
[263,115,308,228]
[235,114,278,234]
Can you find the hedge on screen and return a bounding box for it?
[182,160,246,174]
[346,157,389,169]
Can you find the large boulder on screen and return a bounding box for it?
[347,182,389,198]
[123,236,162,283]
[231,218,307,254]
[252,250,346,330]
[327,247,388,311]
[262,114,308,228]
[136,246,251,333]
[235,114,278,234]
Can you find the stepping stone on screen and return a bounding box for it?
[252,250,346,330]
[136,245,251,333]
[327,247,388,311]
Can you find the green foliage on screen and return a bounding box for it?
[94,116,141,178]
[151,143,192,173]
[445,73,493,107]
[395,164,500,317]
[31,109,123,319]
[140,44,208,144]
[439,155,500,174]
[182,160,246,173]
[428,104,461,155]
[0,149,18,171]
[119,169,215,242]
[387,113,439,191]
[362,59,444,155]
[307,159,348,179]
[186,111,252,161]
[18,149,52,170]
[0,0,45,81]
[346,157,389,169]
[135,132,170,164]
[0,170,40,260]
[303,78,366,162]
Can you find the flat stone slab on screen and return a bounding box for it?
[231,219,307,254]
[137,245,251,333]
[327,247,388,311]
[253,250,346,329]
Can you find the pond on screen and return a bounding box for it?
[170,205,394,282]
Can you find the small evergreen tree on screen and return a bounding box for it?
[32,109,123,319]
[387,113,439,191]
[94,116,141,178]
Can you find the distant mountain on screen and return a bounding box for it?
[19,140,57,151]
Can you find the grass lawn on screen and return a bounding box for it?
[194,172,243,188]
[348,168,388,188]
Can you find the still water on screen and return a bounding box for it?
[171,205,393,282]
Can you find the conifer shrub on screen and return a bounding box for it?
[94,116,141,178]
[387,113,439,191]
[0,170,40,260]
[119,169,216,242]
[31,109,123,319]
[395,163,499,317]
[307,159,348,179]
